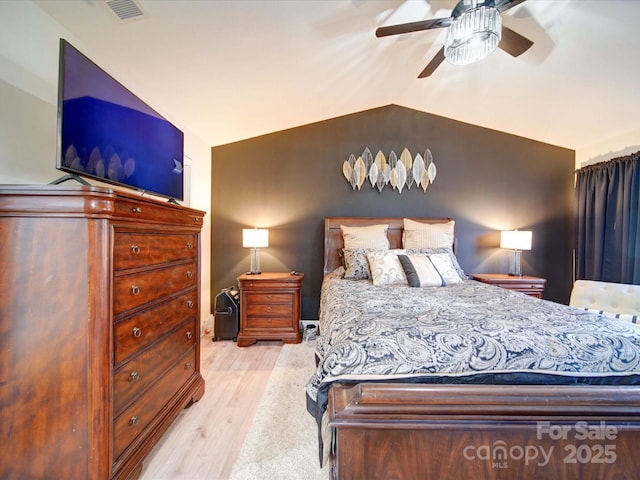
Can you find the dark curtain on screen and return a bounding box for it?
[575,151,640,284]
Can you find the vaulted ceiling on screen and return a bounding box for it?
[33,0,640,155]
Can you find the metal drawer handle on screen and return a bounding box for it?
[185,362,193,370]
[186,241,193,249]
[186,271,193,279]
[128,415,139,426]
[266,306,272,312]
[130,245,140,254]
[128,371,140,383]
[193,217,199,223]
[132,207,142,214]
[131,285,140,295]
[187,300,194,309]
[186,331,193,340]
[132,327,142,338]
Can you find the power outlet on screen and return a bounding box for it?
[300,320,319,329]
[301,320,319,342]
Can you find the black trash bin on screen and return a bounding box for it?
[213,286,240,342]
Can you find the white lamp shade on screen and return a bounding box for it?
[242,228,269,248]
[500,230,532,251]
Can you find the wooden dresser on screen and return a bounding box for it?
[0,185,205,480]
[236,272,303,347]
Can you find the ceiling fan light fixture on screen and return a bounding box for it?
[445,5,502,66]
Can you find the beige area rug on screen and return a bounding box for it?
[229,340,328,480]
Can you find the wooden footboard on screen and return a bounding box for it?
[328,383,640,480]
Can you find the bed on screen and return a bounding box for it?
[306,217,640,480]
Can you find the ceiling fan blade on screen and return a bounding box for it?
[499,26,534,57]
[375,17,452,38]
[418,47,446,78]
[496,0,527,13]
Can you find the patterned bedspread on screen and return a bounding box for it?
[306,270,640,407]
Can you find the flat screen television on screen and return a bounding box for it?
[56,39,184,201]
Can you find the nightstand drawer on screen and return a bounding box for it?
[246,293,292,304]
[470,273,546,299]
[245,316,293,329]
[247,303,293,316]
[495,283,542,290]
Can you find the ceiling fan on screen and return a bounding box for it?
[376,0,533,78]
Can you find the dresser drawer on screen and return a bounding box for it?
[245,316,293,329]
[114,262,197,315]
[246,303,293,317]
[113,232,197,271]
[114,289,197,366]
[114,198,204,227]
[113,319,197,415]
[113,347,197,461]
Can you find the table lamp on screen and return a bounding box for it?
[500,230,532,277]
[242,227,269,274]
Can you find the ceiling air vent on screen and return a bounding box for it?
[104,0,148,22]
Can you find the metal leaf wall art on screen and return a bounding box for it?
[342,147,436,193]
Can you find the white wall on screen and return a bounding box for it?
[575,128,640,169]
[0,1,212,329]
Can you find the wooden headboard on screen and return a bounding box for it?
[323,217,454,275]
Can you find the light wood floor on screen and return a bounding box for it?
[139,338,283,480]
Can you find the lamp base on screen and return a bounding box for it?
[248,248,261,275]
[507,249,523,277]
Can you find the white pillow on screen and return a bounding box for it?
[341,224,390,250]
[406,247,466,280]
[403,218,454,249]
[397,254,444,287]
[427,253,464,285]
[366,250,407,286]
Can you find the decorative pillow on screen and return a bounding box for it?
[342,248,373,280]
[366,250,408,286]
[406,247,466,280]
[427,253,464,285]
[584,308,639,324]
[403,218,455,249]
[398,254,444,287]
[341,224,390,250]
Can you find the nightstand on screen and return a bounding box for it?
[236,272,304,347]
[470,273,547,299]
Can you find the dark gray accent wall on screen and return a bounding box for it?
[211,105,575,319]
